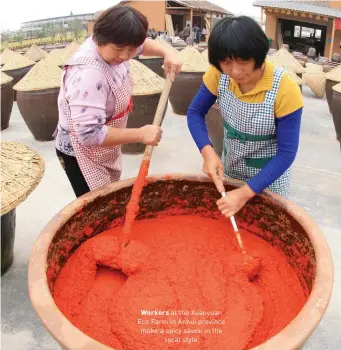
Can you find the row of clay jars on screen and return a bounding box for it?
[1,80,14,130]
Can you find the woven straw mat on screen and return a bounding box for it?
[25,44,47,62]
[1,52,35,71]
[178,46,209,72]
[130,59,165,95]
[303,72,326,98]
[13,60,62,92]
[268,47,305,74]
[1,48,16,66]
[1,141,45,215]
[333,82,341,93]
[1,72,13,86]
[326,65,341,82]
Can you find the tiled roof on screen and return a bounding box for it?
[171,0,232,14]
[253,0,341,18]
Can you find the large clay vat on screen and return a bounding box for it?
[138,57,164,78]
[17,88,59,141]
[169,72,203,115]
[4,65,34,101]
[205,103,223,157]
[326,79,338,114]
[122,94,167,154]
[332,90,341,142]
[28,175,333,350]
[1,209,16,275]
[1,81,14,130]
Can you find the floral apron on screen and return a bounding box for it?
[217,66,291,198]
[61,57,133,190]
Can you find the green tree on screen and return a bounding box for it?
[71,18,82,41]
[1,31,10,44]
[14,31,24,47]
[37,30,45,44]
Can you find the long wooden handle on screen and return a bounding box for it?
[143,74,173,161]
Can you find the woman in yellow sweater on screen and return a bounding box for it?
[187,16,303,218]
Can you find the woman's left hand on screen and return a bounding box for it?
[216,185,256,218]
[163,52,182,81]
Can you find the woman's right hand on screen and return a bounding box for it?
[201,145,225,193]
[139,125,163,146]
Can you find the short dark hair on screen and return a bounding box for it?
[94,5,148,47]
[208,16,269,71]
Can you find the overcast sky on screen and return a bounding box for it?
[1,0,260,31]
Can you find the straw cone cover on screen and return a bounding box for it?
[25,45,47,62]
[1,72,13,86]
[1,141,45,215]
[155,37,178,53]
[1,52,35,71]
[325,65,341,82]
[201,49,208,62]
[63,41,81,62]
[130,59,165,95]
[287,71,304,85]
[303,72,326,98]
[13,60,63,91]
[268,47,305,74]
[139,37,177,59]
[64,41,81,55]
[332,82,341,93]
[0,48,16,66]
[178,46,209,72]
[305,63,323,73]
[43,49,66,66]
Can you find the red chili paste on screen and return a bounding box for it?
[53,215,306,350]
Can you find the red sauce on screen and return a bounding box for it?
[53,215,306,350]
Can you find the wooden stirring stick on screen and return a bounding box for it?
[122,74,173,247]
[143,74,173,161]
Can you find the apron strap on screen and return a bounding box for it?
[223,120,276,143]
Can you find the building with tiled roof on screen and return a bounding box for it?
[89,1,232,40]
[253,0,341,59]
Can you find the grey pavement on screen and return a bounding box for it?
[1,87,341,349]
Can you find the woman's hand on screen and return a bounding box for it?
[201,145,225,193]
[141,39,182,81]
[217,185,256,218]
[163,51,182,81]
[139,125,163,146]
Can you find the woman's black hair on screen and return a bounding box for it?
[208,16,269,71]
[93,5,148,47]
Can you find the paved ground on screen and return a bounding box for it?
[1,86,341,349]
